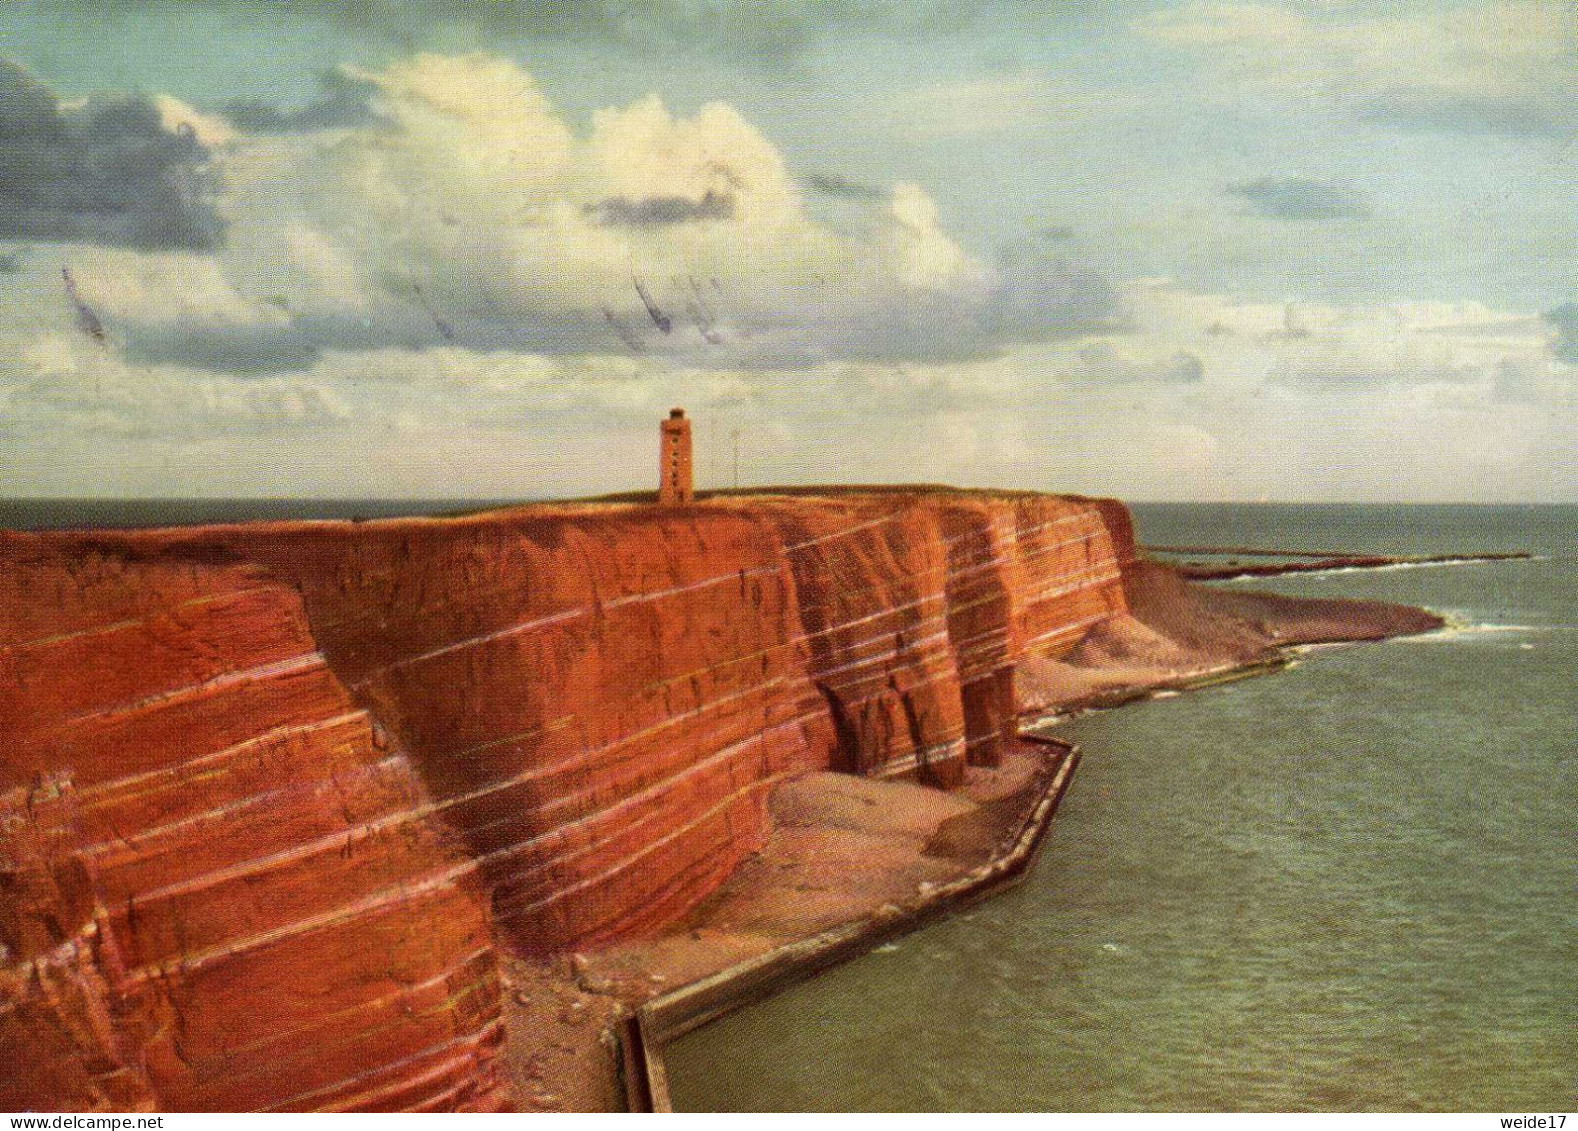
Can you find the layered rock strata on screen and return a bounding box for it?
[0,554,506,1112]
[1,490,1134,1110]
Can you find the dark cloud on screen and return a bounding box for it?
[0,60,222,250]
[1547,303,1578,363]
[1358,94,1568,140]
[222,70,380,133]
[986,243,1124,341]
[1226,176,1372,222]
[803,171,887,202]
[118,244,1128,376]
[587,190,735,227]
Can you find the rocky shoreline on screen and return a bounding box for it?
[493,560,1446,1111]
[0,489,1446,1112]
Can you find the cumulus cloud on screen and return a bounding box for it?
[4,277,1574,500]
[24,244,302,370]
[4,332,349,437]
[63,249,286,328]
[7,44,1568,502]
[1141,0,1578,139]
[1226,176,1372,221]
[0,60,223,250]
[1123,281,1574,403]
[38,53,1114,374]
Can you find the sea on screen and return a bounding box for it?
[664,504,1576,1112]
[4,501,1573,1112]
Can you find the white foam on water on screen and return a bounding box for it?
[1286,642,1352,655]
[1225,556,1544,583]
[1394,616,1560,644]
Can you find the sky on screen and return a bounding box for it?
[0,0,1574,501]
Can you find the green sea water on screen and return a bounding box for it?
[665,504,1577,1112]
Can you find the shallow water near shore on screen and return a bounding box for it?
[665,504,1577,1111]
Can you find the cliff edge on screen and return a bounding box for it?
[0,489,1438,1111]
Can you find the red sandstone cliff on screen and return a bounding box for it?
[0,489,1161,1111]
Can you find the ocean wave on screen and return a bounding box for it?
[1396,617,1567,643]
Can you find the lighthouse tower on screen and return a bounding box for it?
[658,407,694,505]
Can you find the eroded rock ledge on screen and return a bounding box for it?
[0,489,1439,1111]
